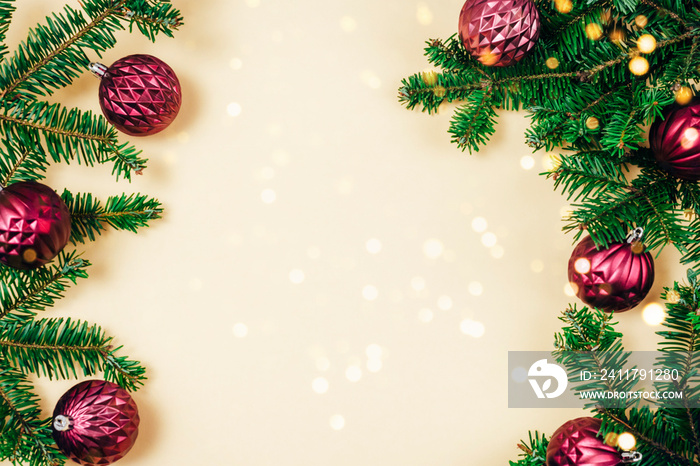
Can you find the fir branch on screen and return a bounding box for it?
[0,318,146,391]
[0,251,90,325]
[654,281,700,461]
[118,0,184,40]
[599,407,697,466]
[0,100,147,180]
[0,368,64,466]
[509,431,548,466]
[449,86,497,153]
[564,172,684,251]
[398,70,482,114]
[0,0,182,101]
[0,2,15,63]
[63,191,163,244]
[0,136,48,186]
[0,2,123,100]
[638,0,689,29]
[546,150,629,203]
[423,35,474,72]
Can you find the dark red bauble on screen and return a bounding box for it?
[52,380,140,465]
[650,98,700,180]
[568,236,654,312]
[546,417,621,466]
[92,54,181,136]
[458,0,541,67]
[0,181,71,270]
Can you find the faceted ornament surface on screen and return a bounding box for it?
[546,417,621,466]
[650,98,700,180]
[0,181,71,269]
[568,236,654,312]
[458,0,541,67]
[52,380,140,465]
[99,54,181,136]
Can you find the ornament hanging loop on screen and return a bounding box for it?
[626,227,644,244]
[53,414,73,432]
[621,451,643,463]
[89,62,108,79]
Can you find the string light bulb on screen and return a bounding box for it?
[585,23,603,41]
[629,56,649,75]
[637,34,657,54]
[675,86,694,105]
[555,0,573,13]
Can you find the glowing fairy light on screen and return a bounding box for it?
[629,56,649,75]
[421,69,438,86]
[637,34,657,53]
[479,48,498,66]
[585,117,600,130]
[585,23,603,41]
[609,28,625,43]
[574,258,591,274]
[642,303,666,326]
[681,127,700,149]
[675,86,694,105]
[555,0,573,14]
[546,57,559,69]
[635,15,648,29]
[617,432,636,451]
[666,289,681,304]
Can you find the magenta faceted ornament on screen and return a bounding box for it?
[0,181,71,270]
[52,380,139,465]
[546,417,621,466]
[567,232,654,312]
[650,98,700,180]
[458,0,541,67]
[92,54,181,136]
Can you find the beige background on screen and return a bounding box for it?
[2,1,687,465]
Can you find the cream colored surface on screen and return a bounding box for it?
[2,1,686,465]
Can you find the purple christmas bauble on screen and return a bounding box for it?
[568,235,654,312]
[92,54,181,136]
[546,417,621,466]
[0,181,71,270]
[458,0,540,67]
[650,98,700,180]
[52,380,140,465]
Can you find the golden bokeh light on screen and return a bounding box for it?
[574,258,591,274]
[555,0,573,14]
[637,34,657,54]
[609,28,626,43]
[666,289,681,304]
[421,69,438,86]
[546,57,559,69]
[604,432,619,447]
[675,86,694,105]
[617,432,637,451]
[635,15,648,29]
[433,86,446,98]
[629,56,649,75]
[22,248,37,263]
[630,241,645,255]
[642,303,666,326]
[681,127,700,149]
[479,48,499,66]
[585,23,603,41]
[586,117,600,130]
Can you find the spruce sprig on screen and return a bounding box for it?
[0,1,182,463]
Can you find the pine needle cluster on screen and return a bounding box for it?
[0,1,182,464]
[400,0,700,464]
